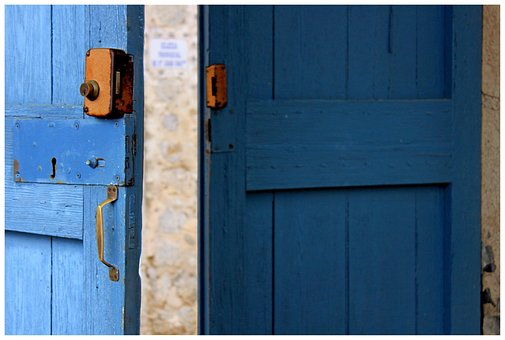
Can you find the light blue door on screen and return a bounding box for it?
[200,5,482,334]
[5,5,144,334]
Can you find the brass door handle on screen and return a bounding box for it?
[96,185,119,282]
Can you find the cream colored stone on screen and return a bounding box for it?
[141,5,198,335]
[481,5,500,335]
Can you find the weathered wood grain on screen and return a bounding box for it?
[52,238,86,334]
[52,6,89,106]
[5,232,52,335]
[415,187,446,334]
[275,190,347,334]
[449,6,482,334]
[243,193,273,334]
[5,5,52,105]
[274,6,347,99]
[348,188,416,334]
[203,6,249,335]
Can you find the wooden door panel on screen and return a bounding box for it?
[258,6,450,101]
[5,5,143,334]
[202,5,481,334]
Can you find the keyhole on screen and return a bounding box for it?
[50,157,57,179]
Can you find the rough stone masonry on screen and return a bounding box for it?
[141,5,198,335]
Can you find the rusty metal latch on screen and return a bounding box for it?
[206,64,227,110]
[81,48,134,118]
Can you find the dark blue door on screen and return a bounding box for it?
[5,5,144,334]
[200,5,482,334]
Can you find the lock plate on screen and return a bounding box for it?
[82,48,134,118]
[12,117,135,186]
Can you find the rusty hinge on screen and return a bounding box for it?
[206,64,227,110]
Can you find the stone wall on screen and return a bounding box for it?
[140,5,500,335]
[481,5,500,335]
[141,5,198,335]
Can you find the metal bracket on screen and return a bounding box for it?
[206,64,227,110]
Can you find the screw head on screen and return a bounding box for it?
[76,172,81,179]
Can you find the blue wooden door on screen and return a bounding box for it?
[5,5,143,334]
[200,5,482,334]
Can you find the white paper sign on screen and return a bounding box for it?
[149,39,187,69]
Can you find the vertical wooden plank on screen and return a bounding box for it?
[88,5,127,48]
[124,6,144,334]
[416,6,447,98]
[449,6,482,334]
[349,188,416,334]
[52,238,85,334]
[242,192,273,334]
[273,6,301,98]
[83,6,143,334]
[415,186,445,334]
[388,6,417,98]
[198,5,210,334]
[243,11,274,332]
[204,5,248,334]
[5,5,52,105]
[275,189,346,334]
[52,6,88,105]
[5,231,51,335]
[347,6,388,99]
[274,6,347,99]
[83,186,125,334]
[245,6,273,100]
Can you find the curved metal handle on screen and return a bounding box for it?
[96,185,119,281]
